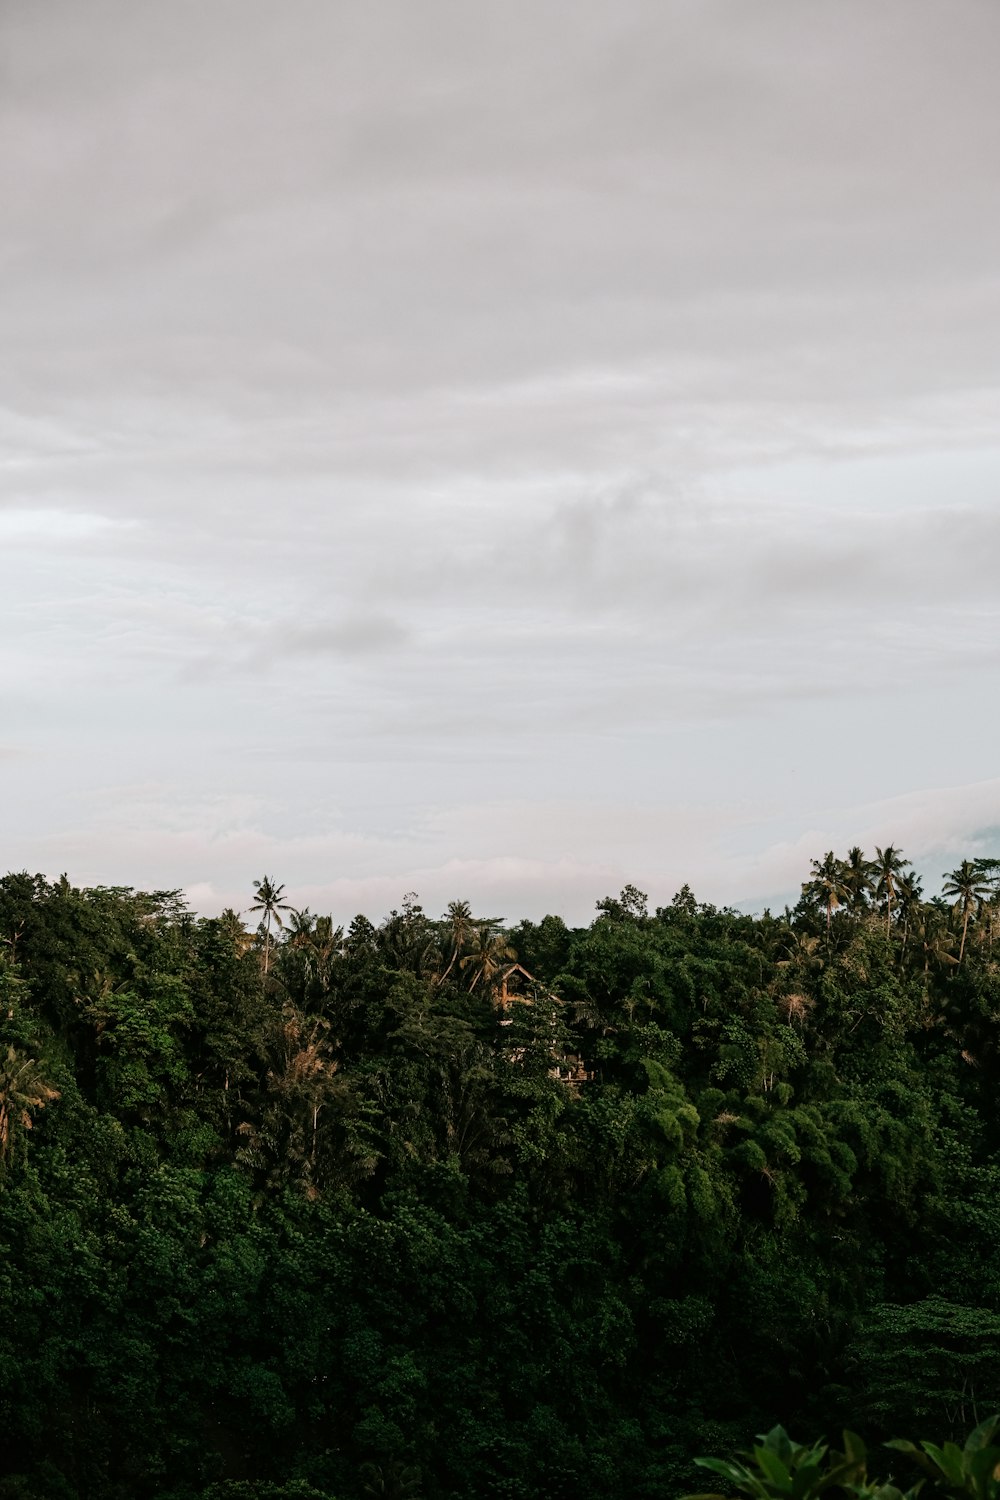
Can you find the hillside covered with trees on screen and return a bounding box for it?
[1,849,999,1500]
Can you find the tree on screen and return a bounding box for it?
[874,845,912,937]
[942,860,993,965]
[596,885,649,922]
[361,1459,422,1498]
[249,876,291,975]
[895,869,925,951]
[0,1044,59,1169]
[218,907,253,956]
[460,925,517,994]
[972,859,1000,953]
[802,852,850,937]
[437,900,474,986]
[842,847,875,914]
[911,906,959,979]
[284,907,315,950]
[303,915,343,995]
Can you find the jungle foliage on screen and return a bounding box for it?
[0,850,999,1500]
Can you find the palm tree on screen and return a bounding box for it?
[842,847,876,914]
[0,1046,59,1168]
[460,926,517,995]
[284,907,316,950]
[895,869,924,951]
[218,908,253,956]
[438,899,474,986]
[802,852,850,937]
[249,876,291,975]
[303,915,343,995]
[973,858,1000,953]
[360,1460,422,1499]
[942,859,993,964]
[911,906,959,979]
[776,929,825,978]
[874,845,911,937]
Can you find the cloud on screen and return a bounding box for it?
[3,2,1000,915]
[264,614,410,660]
[0,508,125,543]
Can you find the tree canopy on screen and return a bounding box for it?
[0,849,998,1500]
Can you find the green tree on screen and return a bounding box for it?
[895,870,925,952]
[460,925,517,995]
[437,900,474,986]
[803,852,850,938]
[911,905,959,979]
[842,847,876,914]
[0,1044,59,1169]
[874,845,912,937]
[942,861,994,965]
[250,876,291,975]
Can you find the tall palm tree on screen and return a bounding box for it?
[438,900,474,986]
[842,847,876,914]
[894,869,924,952]
[303,915,343,995]
[874,845,911,937]
[942,859,993,964]
[803,852,850,937]
[973,858,1000,953]
[249,876,291,975]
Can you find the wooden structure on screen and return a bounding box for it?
[496,965,593,1089]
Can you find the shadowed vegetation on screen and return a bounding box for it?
[0,850,998,1499]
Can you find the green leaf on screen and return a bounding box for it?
[753,1448,792,1491]
[966,1446,1000,1499]
[790,1461,824,1500]
[966,1418,1000,1455]
[696,1458,758,1485]
[760,1427,796,1467]
[842,1432,868,1466]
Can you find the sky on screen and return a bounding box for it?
[3,0,1000,925]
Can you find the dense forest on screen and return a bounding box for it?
[1,848,999,1500]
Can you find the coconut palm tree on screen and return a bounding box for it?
[911,906,959,978]
[802,852,850,937]
[895,869,924,952]
[249,876,291,975]
[218,907,253,956]
[942,859,994,964]
[972,858,1000,953]
[874,845,911,937]
[303,915,343,995]
[460,926,517,994]
[0,1046,59,1168]
[842,847,876,914]
[776,929,825,979]
[284,907,315,949]
[438,899,474,986]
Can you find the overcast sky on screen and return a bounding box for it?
[3,0,1000,924]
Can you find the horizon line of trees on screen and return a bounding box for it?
[225,845,1000,988]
